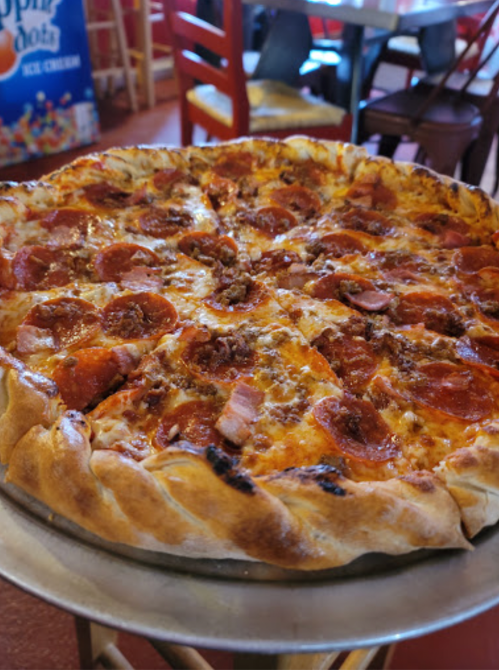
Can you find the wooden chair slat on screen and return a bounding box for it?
[178,52,232,95]
[173,12,229,57]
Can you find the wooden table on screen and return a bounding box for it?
[242,0,495,142]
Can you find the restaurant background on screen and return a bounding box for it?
[1,1,499,669]
[0,0,99,168]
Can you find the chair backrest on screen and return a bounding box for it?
[162,0,250,138]
[456,14,494,72]
[412,0,499,125]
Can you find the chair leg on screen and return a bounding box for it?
[414,145,427,165]
[138,0,155,108]
[181,116,194,146]
[493,132,499,196]
[461,125,499,188]
[74,617,134,670]
[180,98,194,146]
[377,135,400,159]
[110,0,138,112]
[417,135,473,177]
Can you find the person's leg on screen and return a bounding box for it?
[418,19,457,74]
[251,10,312,86]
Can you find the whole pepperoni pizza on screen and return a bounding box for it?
[1,136,499,570]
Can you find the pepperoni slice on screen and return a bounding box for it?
[346,175,397,209]
[312,273,372,300]
[280,160,327,188]
[311,273,392,311]
[212,152,253,179]
[12,245,76,290]
[339,207,392,236]
[139,206,193,238]
[83,183,132,208]
[205,277,266,312]
[313,394,398,462]
[270,185,321,218]
[406,362,493,422]
[391,292,464,336]
[178,232,238,267]
[38,208,96,251]
[313,330,377,392]
[253,249,301,273]
[309,232,368,259]
[477,267,499,283]
[456,335,499,378]
[40,208,97,232]
[413,213,471,248]
[372,250,425,283]
[183,332,256,382]
[22,298,101,350]
[94,243,161,282]
[458,269,499,320]
[246,206,298,237]
[454,246,499,274]
[155,399,225,449]
[103,293,178,340]
[53,347,122,411]
[469,286,499,321]
[152,168,187,191]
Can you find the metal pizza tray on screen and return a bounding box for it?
[1,477,499,653]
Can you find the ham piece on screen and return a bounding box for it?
[16,325,55,354]
[215,381,264,446]
[120,266,163,291]
[346,289,394,311]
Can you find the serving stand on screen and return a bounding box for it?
[1,474,499,669]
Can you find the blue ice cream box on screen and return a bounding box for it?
[0,0,100,167]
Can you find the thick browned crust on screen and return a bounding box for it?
[0,353,60,463]
[436,424,499,538]
[1,137,499,569]
[6,408,471,569]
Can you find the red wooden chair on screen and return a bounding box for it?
[162,0,351,145]
[360,0,499,178]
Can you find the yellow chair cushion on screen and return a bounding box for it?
[186,79,346,132]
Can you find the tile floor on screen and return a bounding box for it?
[1,76,499,670]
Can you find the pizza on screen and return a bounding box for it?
[1,136,499,571]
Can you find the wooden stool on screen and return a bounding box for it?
[83,0,138,112]
[129,0,174,108]
[74,617,395,670]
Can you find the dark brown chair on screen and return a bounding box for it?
[418,31,499,190]
[162,0,351,145]
[360,0,499,178]
[379,14,493,90]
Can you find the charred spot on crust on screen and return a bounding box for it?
[65,410,88,428]
[205,445,255,494]
[318,479,347,496]
[281,464,348,496]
